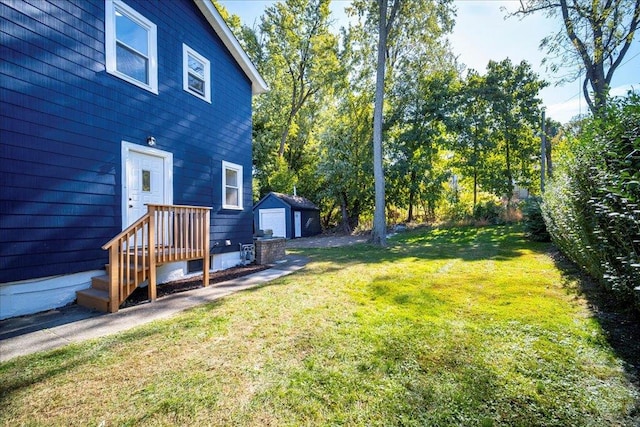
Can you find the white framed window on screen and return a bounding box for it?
[105,0,158,94]
[222,161,243,210]
[183,44,211,103]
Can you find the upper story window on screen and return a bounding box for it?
[105,0,158,94]
[183,44,211,103]
[222,161,243,210]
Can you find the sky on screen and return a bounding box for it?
[219,0,640,123]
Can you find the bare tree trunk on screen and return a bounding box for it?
[371,0,401,246]
[278,111,294,158]
[371,1,388,246]
[473,124,479,209]
[546,139,553,178]
[505,126,514,205]
[473,167,478,209]
[340,192,352,234]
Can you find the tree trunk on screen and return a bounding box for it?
[340,192,352,234]
[473,167,478,209]
[545,139,553,178]
[371,0,389,246]
[407,170,416,222]
[505,127,514,204]
[323,202,337,229]
[473,124,479,209]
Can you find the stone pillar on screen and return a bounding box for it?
[254,238,286,265]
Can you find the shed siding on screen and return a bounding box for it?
[253,196,291,238]
[300,210,322,237]
[0,0,253,283]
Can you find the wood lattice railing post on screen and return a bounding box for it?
[108,244,119,313]
[203,209,210,287]
[148,205,157,301]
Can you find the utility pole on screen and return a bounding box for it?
[540,107,546,193]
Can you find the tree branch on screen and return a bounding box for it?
[583,76,595,112]
[605,0,640,84]
[386,0,402,34]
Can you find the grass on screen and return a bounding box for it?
[1,225,639,426]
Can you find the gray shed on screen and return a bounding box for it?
[253,192,322,239]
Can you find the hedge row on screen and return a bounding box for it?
[542,94,640,310]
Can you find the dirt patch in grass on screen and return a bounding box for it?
[121,264,270,308]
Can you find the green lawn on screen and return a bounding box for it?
[1,225,638,426]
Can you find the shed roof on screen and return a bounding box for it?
[194,0,268,95]
[258,192,320,211]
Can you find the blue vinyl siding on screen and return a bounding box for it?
[0,0,254,282]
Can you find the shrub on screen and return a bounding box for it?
[522,197,550,241]
[473,199,504,224]
[542,94,640,310]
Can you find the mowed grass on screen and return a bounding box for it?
[1,225,639,426]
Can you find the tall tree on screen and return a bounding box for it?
[513,0,640,114]
[388,70,457,222]
[354,0,454,243]
[250,0,339,198]
[451,70,494,209]
[384,0,456,222]
[371,0,402,246]
[316,23,376,233]
[484,59,547,202]
[260,0,339,158]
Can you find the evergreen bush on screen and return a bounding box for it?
[522,197,550,241]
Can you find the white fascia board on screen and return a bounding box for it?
[194,0,269,95]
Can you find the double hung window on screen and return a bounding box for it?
[105,0,158,93]
[183,44,211,102]
[222,161,243,209]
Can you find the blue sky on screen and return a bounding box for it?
[220,0,640,123]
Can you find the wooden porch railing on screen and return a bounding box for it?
[101,204,211,312]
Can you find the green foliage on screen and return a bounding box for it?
[483,59,547,200]
[473,199,504,225]
[224,1,548,228]
[250,0,339,200]
[266,157,298,194]
[522,197,550,241]
[387,70,458,222]
[542,94,640,309]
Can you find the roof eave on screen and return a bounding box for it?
[194,0,269,95]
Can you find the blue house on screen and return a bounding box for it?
[0,0,267,319]
[253,192,322,239]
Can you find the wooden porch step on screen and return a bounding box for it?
[91,274,110,291]
[76,288,110,313]
[105,264,149,275]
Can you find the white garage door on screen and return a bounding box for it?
[259,208,286,238]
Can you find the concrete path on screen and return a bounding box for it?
[0,255,307,363]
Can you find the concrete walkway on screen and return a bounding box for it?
[0,255,307,363]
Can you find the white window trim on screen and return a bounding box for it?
[222,160,243,210]
[105,0,158,94]
[182,43,211,103]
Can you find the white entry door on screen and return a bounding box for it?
[259,208,286,238]
[123,143,172,228]
[294,211,302,238]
